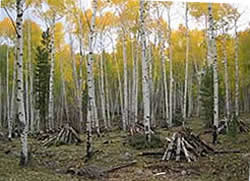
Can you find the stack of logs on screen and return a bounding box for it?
[129,122,154,136]
[237,119,250,133]
[162,129,214,162]
[42,124,82,147]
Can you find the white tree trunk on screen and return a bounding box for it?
[60,60,69,123]
[140,0,151,141]
[183,2,189,125]
[77,17,84,130]
[114,48,124,127]
[25,51,29,131]
[188,73,193,117]
[48,17,56,130]
[159,32,169,124]
[104,61,111,128]
[131,36,139,126]
[208,3,219,128]
[222,28,230,120]
[122,35,128,131]
[6,47,11,139]
[100,33,107,129]
[86,0,98,158]
[16,0,28,165]
[148,45,154,126]
[28,21,34,133]
[234,19,239,117]
[167,6,173,127]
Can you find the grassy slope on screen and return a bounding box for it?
[0,117,250,181]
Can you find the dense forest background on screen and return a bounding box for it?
[0,1,250,179]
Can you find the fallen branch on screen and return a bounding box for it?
[214,150,241,154]
[138,152,164,156]
[104,160,137,173]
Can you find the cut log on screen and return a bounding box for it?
[214,150,241,154]
[42,125,82,147]
[139,152,164,156]
[104,160,137,173]
[162,128,215,162]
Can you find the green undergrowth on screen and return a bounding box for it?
[0,116,250,181]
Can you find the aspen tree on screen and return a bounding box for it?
[140,0,151,141]
[86,0,98,158]
[183,2,189,125]
[208,3,219,128]
[16,0,29,166]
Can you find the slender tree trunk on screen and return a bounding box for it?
[148,45,155,127]
[16,0,28,166]
[77,17,84,131]
[86,0,98,158]
[9,46,17,137]
[234,19,239,117]
[6,47,11,138]
[188,73,193,117]
[104,60,111,128]
[122,35,128,131]
[222,28,230,120]
[28,21,34,133]
[48,17,56,130]
[114,48,124,126]
[208,3,219,128]
[140,0,151,142]
[167,6,173,127]
[100,44,107,129]
[60,60,69,123]
[25,51,29,131]
[183,3,189,125]
[159,32,169,124]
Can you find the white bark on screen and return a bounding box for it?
[188,73,193,117]
[222,27,230,120]
[122,35,128,131]
[140,0,151,141]
[6,47,11,138]
[100,33,107,129]
[159,32,169,124]
[183,3,189,125]
[87,0,98,158]
[16,0,28,165]
[60,60,69,123]
[28,21,34,133]
[234,18,239,117]
[9,45,17,136]
[104,61,111,128]
[77,16,84,129]
[208,3,219,128]
[167,6,173,127]
[132,37,139,125]
[25,50,29,131]
[48,17,56,130]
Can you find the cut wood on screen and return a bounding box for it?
[42,125,82,147]
[139,152,164,156]
[162,128,215,162]
[104,160,137,173]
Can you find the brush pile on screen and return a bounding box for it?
[41,124,82,147]
[162,128,214,162]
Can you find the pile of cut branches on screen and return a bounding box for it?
[162,128,214,162]
[42,124,82,147]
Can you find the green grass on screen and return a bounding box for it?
[0,116,250,181]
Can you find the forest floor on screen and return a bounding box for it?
[0,116,250,181]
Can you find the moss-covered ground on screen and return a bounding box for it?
[0,116,250,181]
